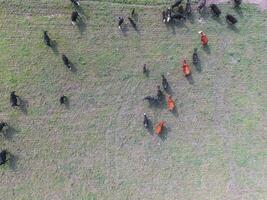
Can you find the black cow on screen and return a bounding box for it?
[171,0,183,9]
[210,4,221,17]
[118,17,124,29]
[234,0,242,7]
[71,11,79,25]
[143,64,148,74]
[157,85,164,101]
[70,0,80,6]
[162,11,167,22]
[198,0,206,12]
[62,54,72,70]
[143,113,149,129]
[60,95,68,105]
[226,14,237,24]
[0,122,8,132]
[128,17,137,29]
[166,8,172,22]
[193,48,199,65]
[161,75,169,91]
[131,8,135,17]
[10,91,19,107]
[0,150,7,165]
[43,31,51,47]
[185,0,192,16]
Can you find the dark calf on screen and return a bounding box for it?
[71,11,79,25]
[0,150,7,165]
[161,75,169,91]
[226,14,237,24]
[43,31,51,47]
[62,54,72,70]
[143,64,148,74]
[210,4,221,17]
[192,48,199,65]
[10,91,19,107]
[118,17,124,29]
[60,95,68,105]
[70,0,80,6]
[143,113,149,129]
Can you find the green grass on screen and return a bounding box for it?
[0,1,266,199]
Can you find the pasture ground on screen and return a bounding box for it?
[0,1,266,199]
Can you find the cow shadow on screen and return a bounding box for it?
[165,85,174,96]
[77,18,87,35]
[9,153,18,171]
[146,119,154,135]
[158,126,170,141]
[227,24,239,33]
[186,74,194,85]
[194,60,202,72]
[51,40,59,55]
[19,98,28,115]
[234,6,243,17]
[203,45,211,54]
[187,13,196,24]
[211,15,223,25]
[3,126,17,141]
[121,24,129,37]
[171,106,179,117]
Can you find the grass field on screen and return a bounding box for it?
[0,0,266,199]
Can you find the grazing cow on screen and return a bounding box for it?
[60,95,67,105]
[0,122,8,132]
[185,0,192,16]
[70,0,80,6]
[198,0,206,12]
[118,17,124,29]
[131,8,135,17]
[71,11,79,25]
[167,95,175,111]
[0,150,7,165]
[43,31,51,47]
[143,96,160,105]
[234,0,242,7]
[166,8,172,22]
[162,11,167,22]
[210,4,221,17]
[143,113,149,129]
[128,17,137,29]
[199,31,208,46]
[155,121,166,135]
[10,91,19,107]
[171,0,183,9]
[62,54,72,70]
[161,75,169,91]
[192,48,199,64]
[143,64,148,74]
[171,12,186,20]
[226,14,237,24]
[157,85,164,101]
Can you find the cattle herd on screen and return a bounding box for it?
[0,0,242,166]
